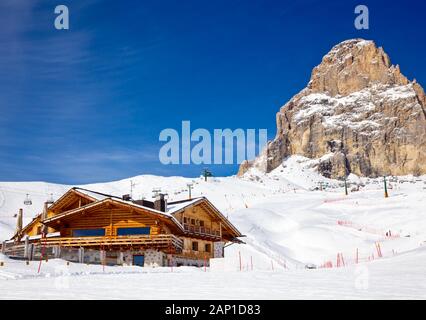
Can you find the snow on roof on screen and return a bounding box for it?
[74,187,202,218]
[73,187,120,201]
[166,198,203,214]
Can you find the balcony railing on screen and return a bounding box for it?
[183,224,221,239]
[2,234,183,254]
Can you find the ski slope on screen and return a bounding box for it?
[1,156,426,299]
[0,247,425,299]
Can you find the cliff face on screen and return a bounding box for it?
[239,39,426,178]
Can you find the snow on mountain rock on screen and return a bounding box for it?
[239,39,426,179]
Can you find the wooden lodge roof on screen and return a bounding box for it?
[12,187,244,241]
[167,197,243,238]
[42,197,185,234]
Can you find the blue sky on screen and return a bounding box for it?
[0,0,425,184]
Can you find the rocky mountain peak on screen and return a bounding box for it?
[308,39,409,96]
[239,39,426,179]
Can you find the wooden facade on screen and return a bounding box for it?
[5,188,243,266]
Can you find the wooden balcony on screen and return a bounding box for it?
[2,234,183,254]
[183,224,221,240]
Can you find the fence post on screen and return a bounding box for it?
[28,244,34,261]
[100,249,106,267]
[118,251,124,265]
[24,237,30,259]
[78,247,85,263]
[375,243,382,258]
[1,241,6,254]
[54,246,61,259]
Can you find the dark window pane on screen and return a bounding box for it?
[192,241,198,251]
[117,227,151,236]
[72,228,105,237]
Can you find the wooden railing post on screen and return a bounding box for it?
[1,241,6,254]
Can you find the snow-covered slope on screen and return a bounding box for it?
[1,247,426,299]
[0,182,70,239]
[1,156,426,272]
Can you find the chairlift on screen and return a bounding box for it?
[24,194,32,205]
[46,193,54,204]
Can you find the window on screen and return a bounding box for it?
[205,243,211,253]
[183,217,188,224]
[117,227,150,236]
[192,241,199,251]
[191,219,196,225]
[72,228,105,237]
[199,220,205,227]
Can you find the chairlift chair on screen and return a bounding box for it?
[24,194,32,205]
[46,193,54,204]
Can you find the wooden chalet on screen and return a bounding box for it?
[1,187,243,267]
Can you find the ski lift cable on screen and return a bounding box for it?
[0,186,64,197]
[0,187,57,196]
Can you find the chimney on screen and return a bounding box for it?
[41,202,49,235]
[16,208,23,238]
[122,194,132,201]
[41,202,49,220]
[154,194,167,212]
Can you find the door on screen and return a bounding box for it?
[133,255,145,267]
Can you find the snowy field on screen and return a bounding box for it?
[0,248,425,299]
[1,156,426,299]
